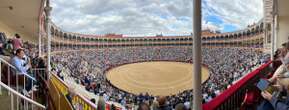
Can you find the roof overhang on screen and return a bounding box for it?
[278,0,289,17]
[0,0,44,40]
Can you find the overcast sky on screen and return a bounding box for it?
[51,0,263,35]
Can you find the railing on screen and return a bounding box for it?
[0,81,46,110]
[49,70,124,110]
[48,75,73,110]
[72,94,97,110]
[202,61,273,110]
[49,73,74,110]
[50,72,98,110]
[0,58,46,110]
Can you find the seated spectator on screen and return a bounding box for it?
[3,39,14,56]
[138,102,150,110]
[157,96,171,110]
[11,48,36,97]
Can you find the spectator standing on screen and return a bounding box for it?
[12,33,23,51]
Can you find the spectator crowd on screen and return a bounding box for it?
[51,46,270,110]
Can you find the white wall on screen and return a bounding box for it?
[277,15,289,48]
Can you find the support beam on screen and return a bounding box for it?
[192,0,202,110]
[38,24,42,57]
[271,18,275,60]
[45,0,52,78]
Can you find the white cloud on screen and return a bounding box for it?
[203,0,263,29]
[51,0,263,35]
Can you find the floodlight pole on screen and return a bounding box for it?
[192,0,202,110]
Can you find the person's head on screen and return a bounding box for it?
[282,42,289,50]
[157,96,167,106]
[138,102,150,110]
[175,103,185,110]
[278,42,289,58]
[15,34,20,39]
[15,48,25,58]
[90,98,96,104]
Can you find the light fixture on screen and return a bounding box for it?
[8,6,13,10]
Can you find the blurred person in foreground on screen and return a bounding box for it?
[269,42,289,83]
[258,56,289,110]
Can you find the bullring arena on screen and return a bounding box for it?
[106,61,210,96]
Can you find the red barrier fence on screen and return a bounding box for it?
[203,61,272,110]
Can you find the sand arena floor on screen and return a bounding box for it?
[106,61,210,96]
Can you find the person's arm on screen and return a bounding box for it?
[262,91,289,110]
[268,65,287,82]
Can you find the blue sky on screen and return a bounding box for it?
[51,0,263,35]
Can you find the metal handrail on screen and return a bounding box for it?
[0,58,36,81]
[0,58,16,69]
[0,81,46,109]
